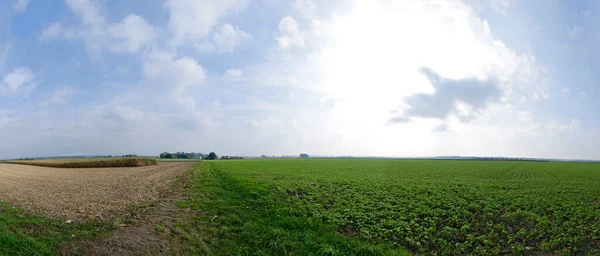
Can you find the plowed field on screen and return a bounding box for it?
[0,162,193,221]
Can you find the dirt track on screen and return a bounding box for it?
[0,162,194,221]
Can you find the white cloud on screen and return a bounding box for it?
[224,68,243,79]
[491,0,510,13]
[244,0,568,157]
[143,52,206,89]
[2,67,33,92]
[42,0,249,57]
[64,0,105,26]
[4,0,595,160]
[108,15,156,53]
[570,25,583,40]
[197,23,250,53]
[41,2,156,57]
[142,51,206,110]
[273,1,545,114]
[212,24,249,52]
[434,105,592,159]
[12,0,30,14]
[106,105,147,122]
[38,23,65,41]
[561,87,571,94]
[293,0,318,17]
[277,16,305,49]
[433,123,451,132]
[165,0,247,47]
[40,86,77,106]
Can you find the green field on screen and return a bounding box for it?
[174,159,600,255]
[1,159,599,255]
[155,158,203,162]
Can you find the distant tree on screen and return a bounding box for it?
[261,155,268,158]
[175,152,189,159]
[300,153,309,158]
[208,152,218,160]
[160,152,174,159]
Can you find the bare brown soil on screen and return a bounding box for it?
[0,162,194,221]
[7,158,116,163]
[59,171,199,256]
[3,157,157,168]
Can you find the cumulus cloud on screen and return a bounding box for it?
[42,0,248,58]
[108,15,156,53]
[246,0,569,157]
[197,24,250,53]
[391,67,502,123]
[143,52,206,89]
[293,0,318,17]
[142,51,206,111]
[41,1,155,56]
[64,0,105,26]
[4,0,595,160]
[165,0,247,46]
[277,16,305,49]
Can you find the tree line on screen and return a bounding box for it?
[159,152,218,160]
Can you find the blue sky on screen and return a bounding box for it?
[0,0,598,159]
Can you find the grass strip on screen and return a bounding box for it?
[0,202,111,256]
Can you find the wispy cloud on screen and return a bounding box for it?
[12,0,30,14]
[570,25,583,40]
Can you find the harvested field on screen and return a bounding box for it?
[3,157,157,168]
[0,162,194,221]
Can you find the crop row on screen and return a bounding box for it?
[214,159,600,255]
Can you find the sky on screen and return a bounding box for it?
[0,0,598,160]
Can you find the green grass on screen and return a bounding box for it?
[172,159,600,255]
[0,202,111,256]
[1,157,157,168]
